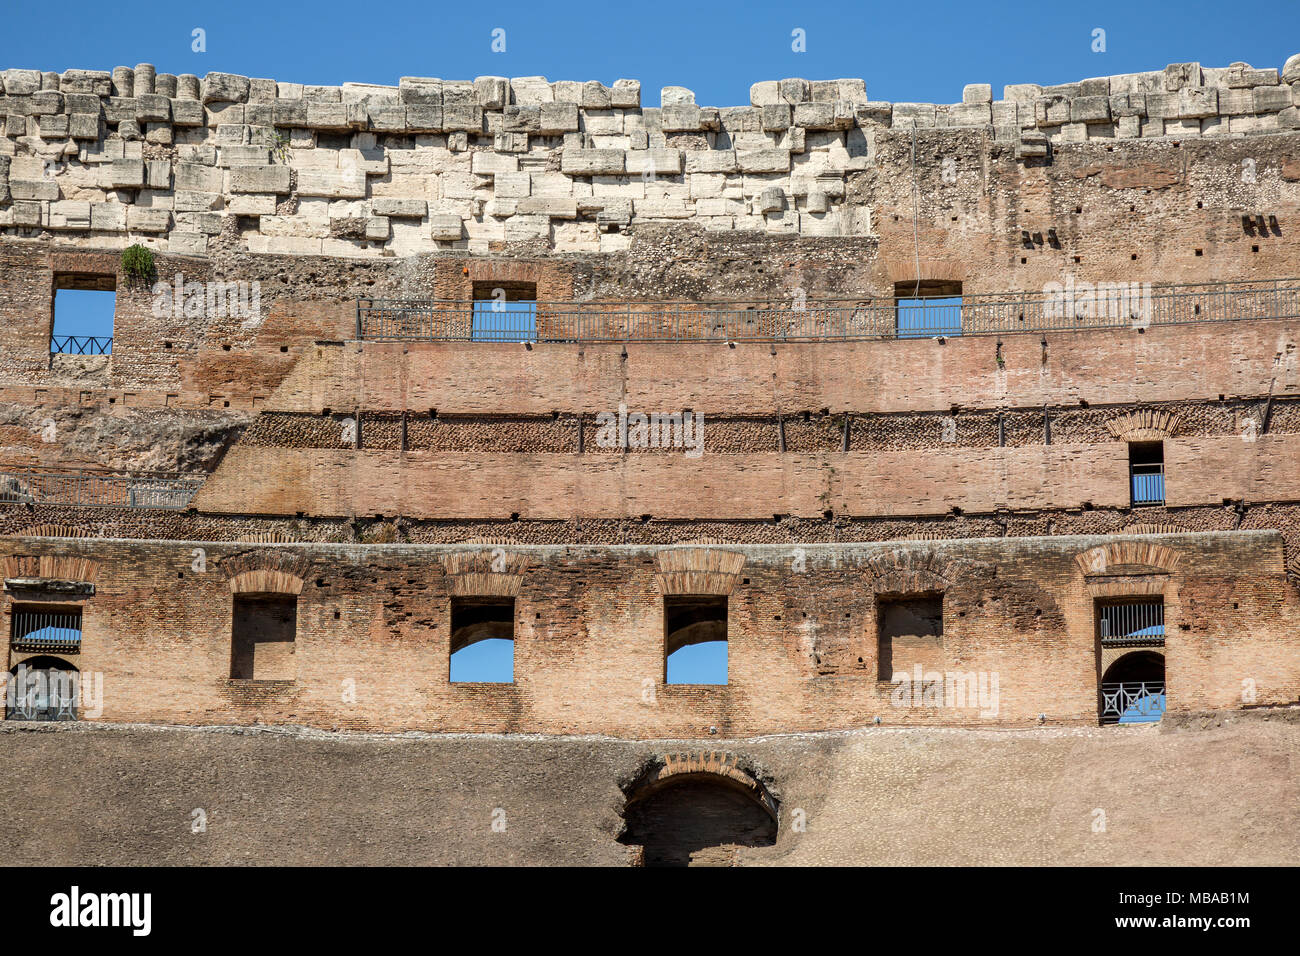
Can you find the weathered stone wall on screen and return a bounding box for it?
[1,532,1295,735]
[2,55,1300,742]
[1,712,1296,865]
[1,58,1299,255]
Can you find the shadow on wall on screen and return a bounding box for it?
[620,774,778,867]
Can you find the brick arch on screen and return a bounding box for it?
[440,549,530,597]
[234,530,299,544]
[10,525,95,539]
[1106,409,1181,441]
[1075,542,1182,577]
[878,256,965,288]
[229,569,304,595]
[1120,522,1185,536]
[3,555,99,584]
[655,547,746,595]
[865,549,957,594]
[221,550,312,594]
[622,751,779,821]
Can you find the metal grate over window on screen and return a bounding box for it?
[1097,601,1164,646]
[10,608,82,654]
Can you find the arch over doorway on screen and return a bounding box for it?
[619,753,778,867]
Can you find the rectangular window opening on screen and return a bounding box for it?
[10,604,83,654]
[1096,598,1165,646]
[664,595,728,685]
[876,593,943,681]
[894,280,962,339]
[52,274,116,355]
[1129,441,1165,506]
[471,282,537,343]
[449,596,515,683]
[1097,597,1166,725]
[230,594,297,680]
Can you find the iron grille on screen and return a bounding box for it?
[1130,463,1166,506]
[357,277,1300,343]
[50,335,113,355]
[10,608,82,654]
[0,470,203,510]
[1100,681,1166,724]
[1098,601,1164,646]
[471,301,539,342]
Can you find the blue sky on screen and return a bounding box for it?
[451,636,727,684]
[3,0,1297,108]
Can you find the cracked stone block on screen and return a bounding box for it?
[737,148,790,173]
[560,148,624,175]
[610,79,640,109]
[429,213,463,240]
[684,150,738,174]
[510,76,553,105]
[227,194,276,215]
[1164,62,1203,91]
[779,78,810,104]
[68,113,102,140]
[1177,87,1218,119]
[203,72,251,105]
[661,104,702,132]
[399,77,442,105]
[126,206,171,232]
[750,81,781,107]
[107,159,146,188]
[475,77,508,109]
[230,165,292,194]
[1254,85,1293,113]
[539,102,579,134]
[758,187,785,213]
[1070,96,1111,124]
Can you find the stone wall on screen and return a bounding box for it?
[1,57,1299,255]
[2,715,1297,865]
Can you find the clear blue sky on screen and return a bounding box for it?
[3,0,1297,108]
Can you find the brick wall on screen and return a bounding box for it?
[2,532,1295,736]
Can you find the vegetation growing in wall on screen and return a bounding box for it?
[120,244,155,289]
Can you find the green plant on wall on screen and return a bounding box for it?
[272,131,291,164]
[121,243,155,288]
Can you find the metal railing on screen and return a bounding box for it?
[357,278,1300,343]
[50,335,113,355]
[10,609,82,654]
[1100,681,1166,724]
[1130,464,1166,507]
[4,662,80,721]
[1098,601,1165,646]
[0,470,203,510]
